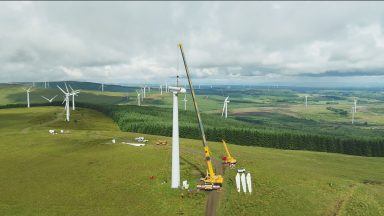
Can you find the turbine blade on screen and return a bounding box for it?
[69,84,74,92]
[64,82,69,93]
[51,95,58,100]
[41,96,50,101]
[57,85,66,94]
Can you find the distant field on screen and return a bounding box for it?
[0,106,383,215]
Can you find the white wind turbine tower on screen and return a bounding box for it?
[305,95,308,108]
[44,81,47,88]
[23,87,32,108]
[41,95,58,103]
[165,82,168,93]
[57,83,71,122]
[160,84,163,95]
[351,106,355,124]
[136,90,141,106]
[142,85,146,98]
[101,83,104,92]
[69,85,80,110]
[221,96,230,118]
[353,98,357,113]
[169,86,186,188]
[182,94,187,110]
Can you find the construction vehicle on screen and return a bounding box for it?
[155,140,168,145]
[221,140,237,167]
[178,43,224,190]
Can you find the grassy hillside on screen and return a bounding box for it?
[0,106,383,215]
[0,107,205,215]
[0,84,130,105]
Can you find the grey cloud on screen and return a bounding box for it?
[1,2,384,86]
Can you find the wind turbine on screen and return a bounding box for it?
[44,81,47,88]
[221,96,230,118]
[182,94,187,110]
[136,90,141,106]
[41,95,58,103]
[160,84,163,95]
[305,95,308,108]
[142,85,146,98]
[353,98,357,113]
[351,106,355,124]
[169,86,186,188]
[69,85,80,110]
[23,87,32,108]
[57,83,71,122]
[101,83,104,92]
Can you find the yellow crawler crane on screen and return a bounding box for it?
[221,140,237,167]
[178,43,224,190]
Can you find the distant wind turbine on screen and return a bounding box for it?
[69,85,80,110]
[136,90,141,106]
[143,85,146,98]
[41,95,58,103]
[57,83,72,122]
[182,94,187,110]
[221,96,230,118]
[23,87,32,108]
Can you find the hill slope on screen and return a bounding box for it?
[0,106,383,215]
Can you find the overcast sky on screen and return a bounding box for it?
[1,1,384,87]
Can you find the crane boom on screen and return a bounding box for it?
[221,140,237,167]
[178,43,222,189]
[222,140,232,158]
[178,43,208,147]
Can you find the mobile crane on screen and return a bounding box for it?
[178,43,224,190]
[221,140,237,167]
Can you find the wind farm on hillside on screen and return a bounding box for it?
[1,2,384,216]
[1,43,384,215]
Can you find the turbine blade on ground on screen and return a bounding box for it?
[246,173,252,194]
[236,173,241,193]
[241,173,247,193]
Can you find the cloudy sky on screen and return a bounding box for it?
[1,1,384,87]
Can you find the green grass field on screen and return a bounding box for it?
[0,106,383,215]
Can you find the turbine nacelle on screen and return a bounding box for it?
[168,86,186,94]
